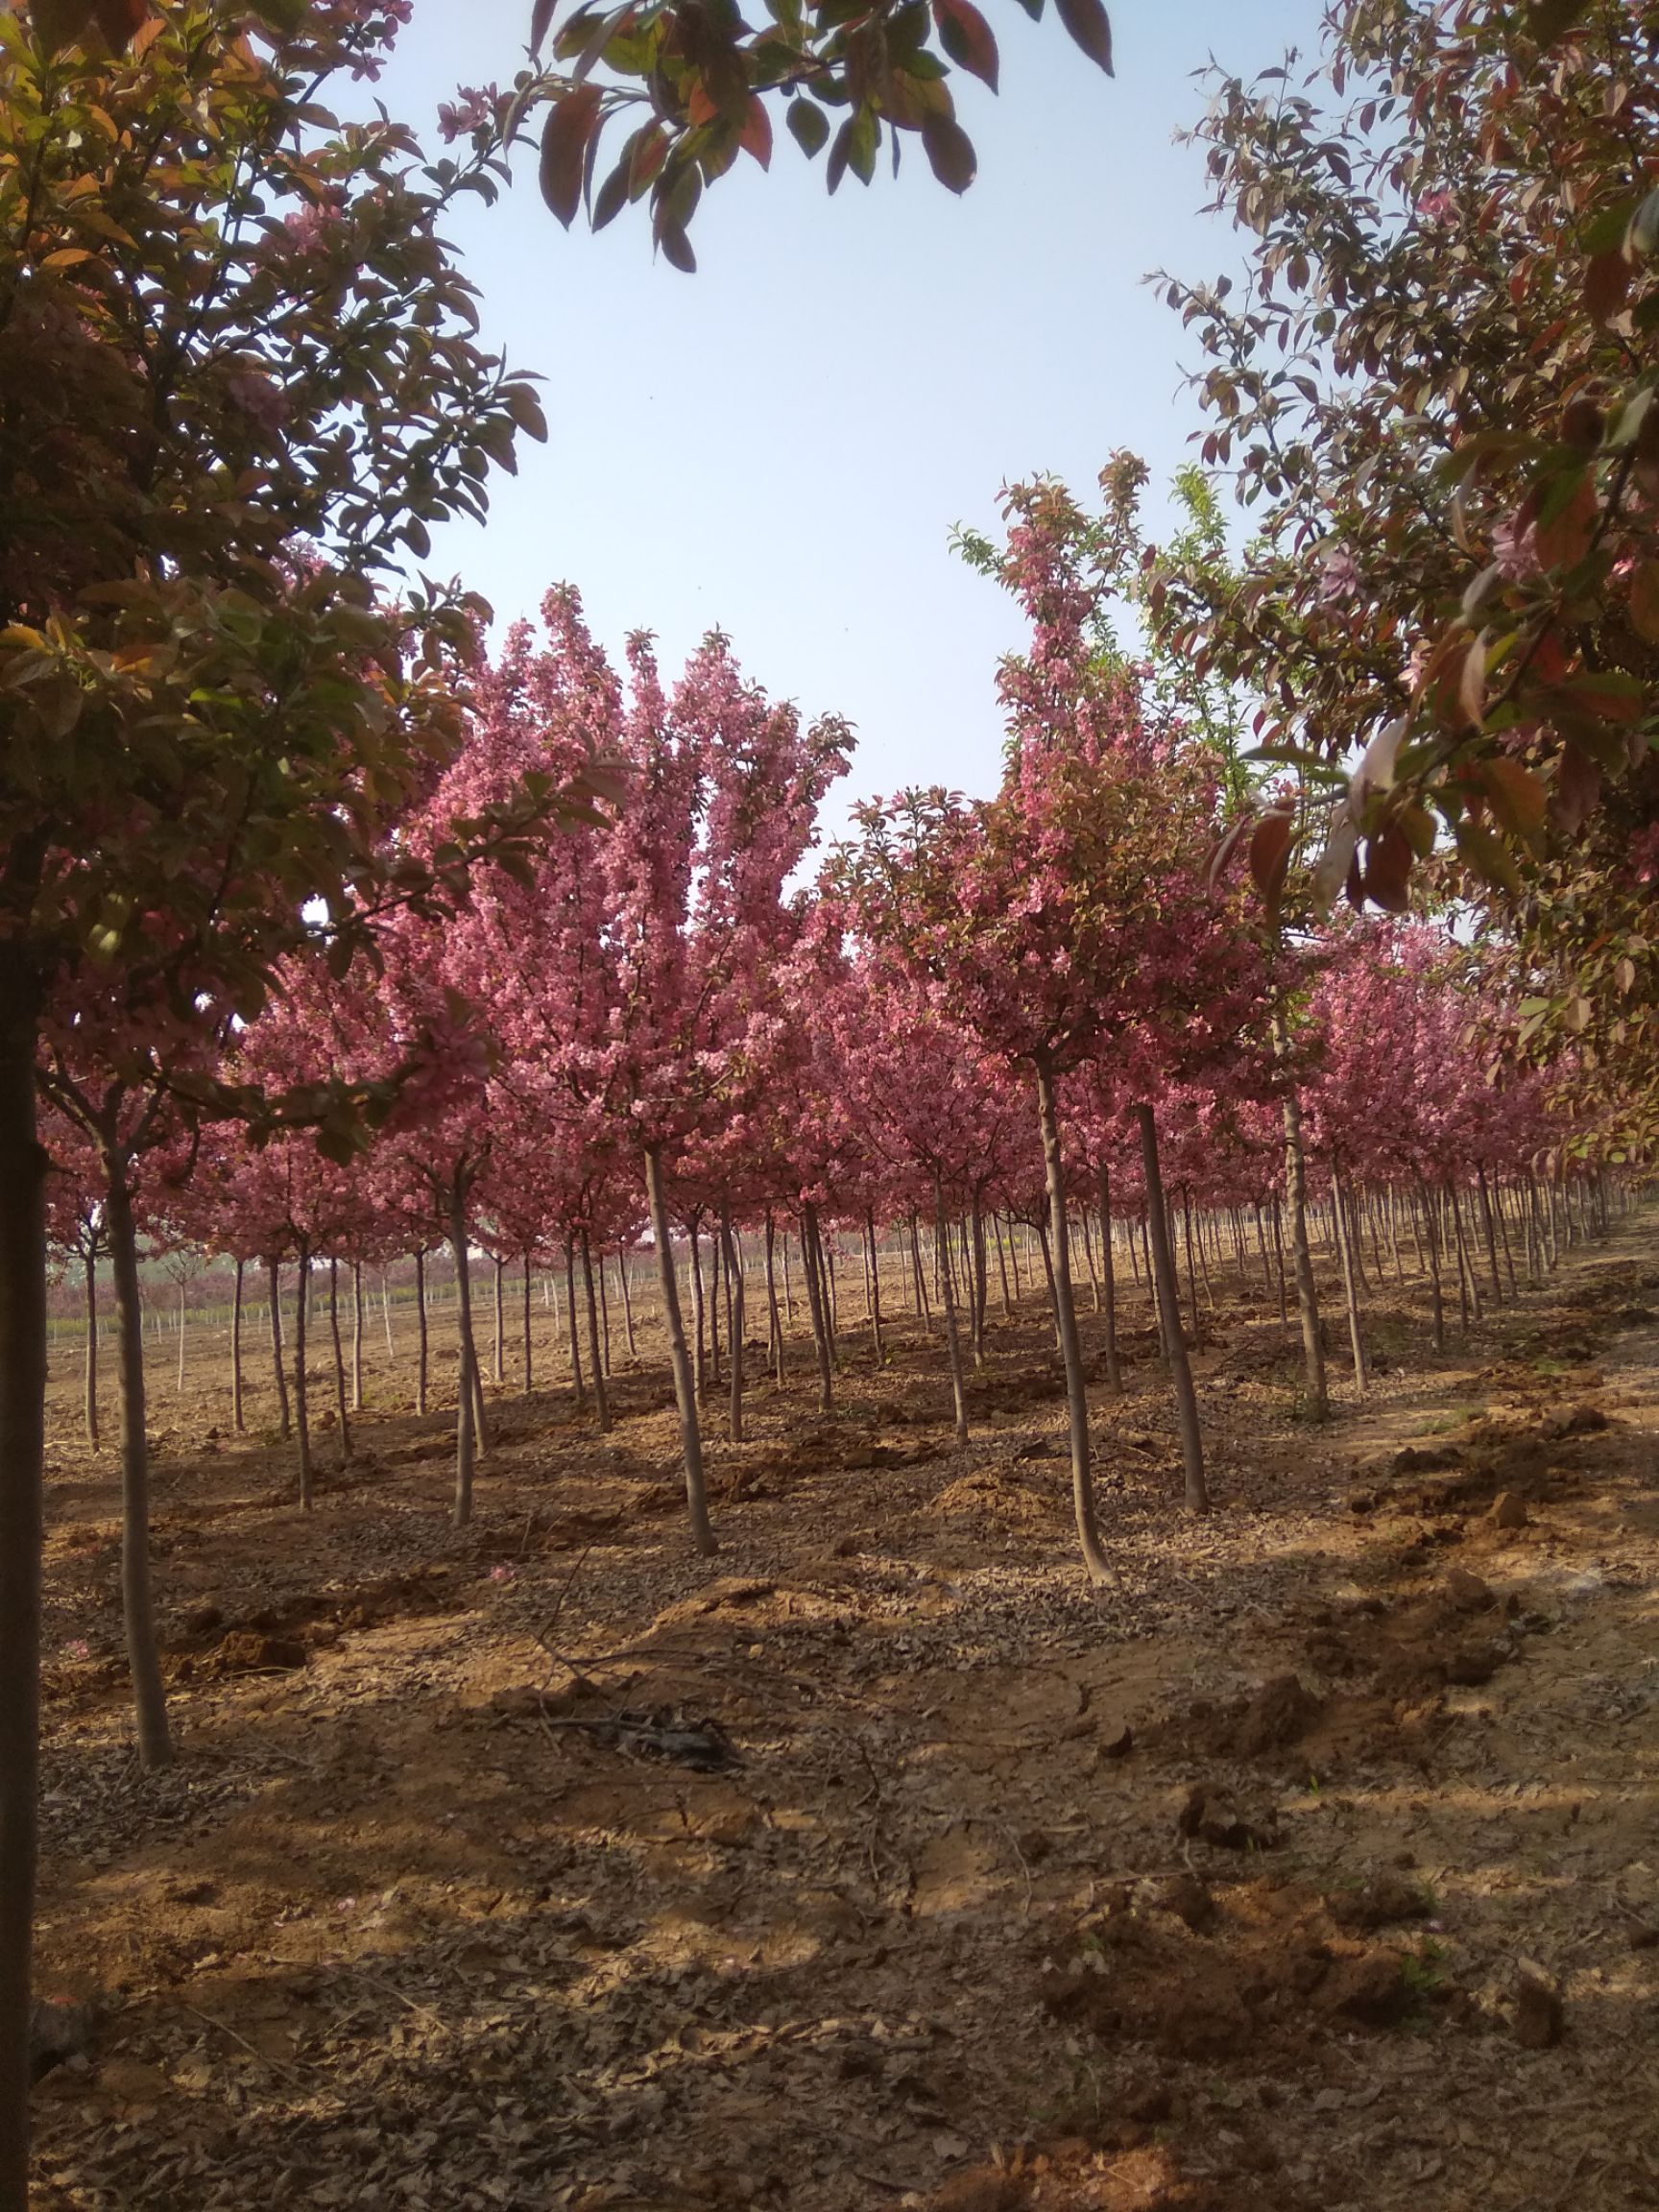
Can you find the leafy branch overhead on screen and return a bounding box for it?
[496,0,1113,270]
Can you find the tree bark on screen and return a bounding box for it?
[645,1142,715,1554]
[564,1238,585,1407]
[721,1202,745,1443]
[449,1187,476,1527]
[327,1258,351,1465]
[864,1211,884,1367]
[1097,1165,1122,1393]
[616,1249,637,1359]
[228,1258,244,1436]
[415,1248,429,1415]
[764,1211,783,1382]
[932,1169,971,1446]
[522,1252,535,1392]
[292,1245,314,1511]
[266,1258,290,1437]
[908,1211,933,1333]
[103,1159,175,1768]
[1034,1057,1110,1578]
[580,1233,611,1432]
[84,1242,102,1450]
[1138,1104,1209,1513]
[1415,1172,1447,1351]
[801,1202,835,1413]
[1281,1088,1328,1419]
[350,1260,365,1410]
[0,951,47,2208]
[1332,1166,1368,1399]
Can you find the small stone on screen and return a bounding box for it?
[1446,1568,1494,1611]
[1513,1971,1563,2049]
[1491,1492,1529,1531]
[1101,1723,1134,1760]
[1233,1673,1322,1758]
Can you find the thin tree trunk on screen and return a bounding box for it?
[522,1252,535,1392]
[381,1268,395,1361]
[1477,1166,1503,1306]
[415,1249,429,1415]
[1180,1192,1202,1339]
[689,1221,708,1404]
[597,1245,612,1378]
[1098,1165,1122,1393]
[617,1249,637,1359]
[1282,1088,1328,1419]
[645,1144,714,1554]
[1271,1196,1288,1329]
[1450,1184,1480,1329]
[448,1190,477,1527]
[865,1211,885,1367]
[84,1245,103,1450]
[104,1166,177,1767]
[969,1198,989,1367]
[1332,1166,1368,1399]
[764,1211,784,1382]
[932,1170,971,1446]
[327,1257,351,1465]
[908,1212,933,1333]
[993,1212,1013,1316]
[564,1238,585,1407]
[1138,1105,1209,1513]
[1415,1173,1446,1352]
[801,1203,835,1413]
[176,1280,186,1394]
[0,951,46,2206]
[292,1247,313,1512]
[580,1233,611,1432]
[350,1260,365,1410]
[493,1254,506,1386]
[722,1202,745,1444]
[1034,1058,1110,1577]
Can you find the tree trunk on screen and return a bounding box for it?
[292,1248,314,1510]
[689,1220,708,1404]
[1097,1165,1122,1393]
[327,1257,351,1465]
[449,1188,476,1527]
[350,1261,365,1410]
[229,1258,244,1436]
[721,1203,745,1444]
[1138,1105,1209,1513]
[493,1254,506,1386]
[1415,1172,1446,1351]
[0,950,46,2208]
[617,1249,637,1359]
[764,1211,783,1382]
[415,1249,429,1415]
[908,1212,933,1333]
[1282,1088,1328,1420]
[102,1161,174,1769]
[175,1280,186,1394]
[522,1252,535,1392]
[1180,1191,1202,1340]
[84,1244,102,1450]
[865,1211,884,1367]
[1034,1057,1110,1579]
[580,1233,611,1432]
[265,1258,290,1437]
[564,1238,585,1407]
[968,1198,988,1368]
[645,1142,715,1554]
[932,1170,971,1446]
[1332,1166,1368,1399]
[801,1202,835,1414]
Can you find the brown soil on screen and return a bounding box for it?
[28,1218,1659,2210]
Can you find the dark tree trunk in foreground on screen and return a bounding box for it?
[104,1159,175,1768]
[1032,1056,1109,1581]
[327,1257,352,1465]
[801,1203,835,1414]
[292,1246,314,1512]
[0,950,47,2211]
[1138,1104,1209,1514]
[84,1243,101,1450]
[645,1142,715,1554]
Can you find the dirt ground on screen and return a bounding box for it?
[27,1210,1659,2211]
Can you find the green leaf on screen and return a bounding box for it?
[786,98,830,157]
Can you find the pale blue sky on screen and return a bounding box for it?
[372,0,1326,833]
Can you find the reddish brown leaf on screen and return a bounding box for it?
[1478,757,1548,838]
[530,0,557,48]
[739,95,773,169]
[1552,742,1601,834]
[1248,807,1294,925]
[657,218,696,274]
[28,0,98,48]
[1053,0,1113,72]
[1585,250,1630,324]
[1360,825,1414,913]
[933,0,999,90]
[539,84,603,228]
[921,112,975,193]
